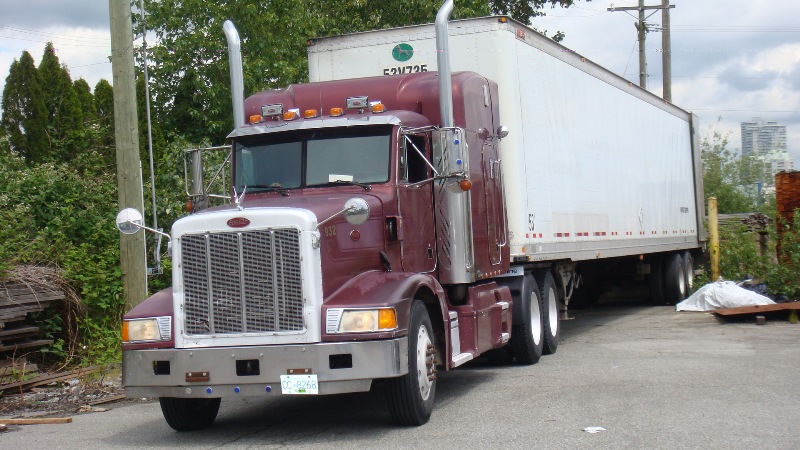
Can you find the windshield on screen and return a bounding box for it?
[234,127,391,192]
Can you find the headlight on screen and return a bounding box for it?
[326,308,397,333]
[122,316,172,343]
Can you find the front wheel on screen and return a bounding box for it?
[386,300,436,426]
[159,397,221,431]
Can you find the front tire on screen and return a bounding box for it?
[159,397,221,431]
[387,300,436,426]
[510,274,544,365]
[537,271,560,355]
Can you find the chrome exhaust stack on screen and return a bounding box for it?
[223,20,245,129]
[435,0,454,128]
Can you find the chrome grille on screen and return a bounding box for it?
[181,228,304,335]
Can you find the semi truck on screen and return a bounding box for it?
[117,0,705,431]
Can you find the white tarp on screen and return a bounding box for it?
[676,281,775,312]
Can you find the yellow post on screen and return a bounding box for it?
[708,197,720,281]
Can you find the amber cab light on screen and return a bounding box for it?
[249,114,262,124]
[283,110,299,121]
[304,109,320,119]
[378,308,397,329]
[370,102,387,113]
[330,107,345,117]
[459,179,473,191]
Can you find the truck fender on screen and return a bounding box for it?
[322,271,448,346]
[123,287,174,350]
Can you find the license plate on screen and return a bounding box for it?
[280,374,319,395]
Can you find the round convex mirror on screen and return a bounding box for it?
[343,198,370,226]
[116,208,144,235]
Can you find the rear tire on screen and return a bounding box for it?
[159,397,221,431]
[648,256,665,305]
[387,300,436,426]
[537,271,560,355]
[682,251,695,295]
[663,252,687,305]
[510,274,544,365]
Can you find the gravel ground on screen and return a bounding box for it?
[0,366,131,420]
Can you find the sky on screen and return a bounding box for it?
[1,0,798,167]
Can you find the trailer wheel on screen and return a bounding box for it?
[386,300,436,426]
[648,256,665,305]
[159,397,221,431]
[682,251,695,294]
[510,274,544,365]
[537,271,560,355]
[663,252,687,305]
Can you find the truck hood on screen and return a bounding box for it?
[188,190,384,231]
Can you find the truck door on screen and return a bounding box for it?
[398,132,436,273]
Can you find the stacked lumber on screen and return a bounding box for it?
[0,282,63,354]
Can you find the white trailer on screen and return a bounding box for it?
[308,16,705,305]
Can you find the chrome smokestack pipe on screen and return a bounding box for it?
[435,0,454,128]
[223,20,245,129]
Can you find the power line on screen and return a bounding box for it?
[0,24,110,44]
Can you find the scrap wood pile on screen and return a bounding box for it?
[0,364,125,422]
[1,266,84,384]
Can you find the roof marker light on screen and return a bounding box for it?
[304,109,319,119]
[330,107,345,117]
[249,114,262,124]
[370,101,386,113]
[283,109,299,121]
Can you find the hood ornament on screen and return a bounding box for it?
[233,186,247,211]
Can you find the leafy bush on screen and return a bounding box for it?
[715,211,800,300]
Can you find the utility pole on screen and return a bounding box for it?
[109,0,147,308]
[608,2,675,94]
[637,0,646,89]
[661,0,672,102]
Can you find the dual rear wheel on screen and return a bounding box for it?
[650,251,695,305]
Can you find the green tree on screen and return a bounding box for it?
[491,0,588,40]
[701,126,767,214]
[94,78,115,162]
[73,78,96,126]
[1,51,49,163]
[39,42,84,161]
[139,0,585,143]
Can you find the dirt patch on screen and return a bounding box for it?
[0,366,146,420]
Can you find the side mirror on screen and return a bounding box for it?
[116,208,144,235]
[496,125,509,139]
[343,198,370,225]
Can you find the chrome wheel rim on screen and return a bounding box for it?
[416,325,433,401]
[531,291,542,345]
[546,287,558,336]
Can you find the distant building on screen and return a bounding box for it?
[740,118,793,183]
[741,118,787,156]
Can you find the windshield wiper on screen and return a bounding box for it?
[326,180,372,191]
[243,184,290,196]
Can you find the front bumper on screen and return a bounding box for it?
[123,337,408,398]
